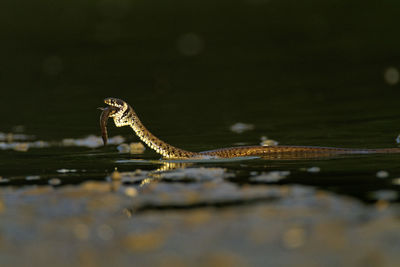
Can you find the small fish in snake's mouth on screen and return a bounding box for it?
[99,106,118,145]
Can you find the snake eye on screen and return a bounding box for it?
[104,97,113,105]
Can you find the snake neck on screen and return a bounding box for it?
[125,108,199,159]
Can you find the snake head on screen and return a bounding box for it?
[103,97,132,127]
[104,97,128,114]
[100,97,130,145]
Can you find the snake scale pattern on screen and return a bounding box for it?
[100,97,400,159]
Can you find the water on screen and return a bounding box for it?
[1,0,400,265]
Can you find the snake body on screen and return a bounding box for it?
[100,97,400,159]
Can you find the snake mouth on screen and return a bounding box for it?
[104,97,125,109]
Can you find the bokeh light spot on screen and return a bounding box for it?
[384,67,399,85]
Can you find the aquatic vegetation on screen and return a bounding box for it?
[260,136,279,146]
[48,178,61,186]
[229,122,255,134]
[306,166,321,173]
[0,140,50,151]
[0,132,35,142]
[250,171,290,183]
[62,135,125,148]
[56,169,77,173]
[25,175,40,181]
[160,167,234,182]
[0,130,125,152]
[117,142,146,154]
[369,190,398,201]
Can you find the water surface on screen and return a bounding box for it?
[1,0,400,266]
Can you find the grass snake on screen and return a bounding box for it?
[100,97,400,159]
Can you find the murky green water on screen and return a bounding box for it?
[1,0,400,266]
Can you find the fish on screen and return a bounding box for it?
[99,106,118,145]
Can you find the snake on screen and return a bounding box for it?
[100,97,400,159]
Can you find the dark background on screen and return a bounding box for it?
[1,0,400,150]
